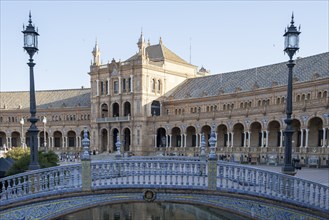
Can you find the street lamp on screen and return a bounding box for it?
[42,116,47,150]
[282,13,301,175]
[20,118,25,148]
[22,11,40,170]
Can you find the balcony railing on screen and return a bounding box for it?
[96,116,130,123]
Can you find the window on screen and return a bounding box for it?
[151,79,156,92]
[100,81,104,95]
[157,80,161,92]
[128,78,131,92]
[114,81,119,94]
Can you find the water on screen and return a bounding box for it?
[55,202,249,220]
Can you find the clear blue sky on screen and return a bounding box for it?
[1,1,328,92]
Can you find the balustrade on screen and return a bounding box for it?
[0,157,328,213]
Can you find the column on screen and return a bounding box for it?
[261,131,264,147]
[196,133,199,147]
[322,128,326,148]
[118,76,121,94]
[37,137,40,148]
[62,137,65,149]
[165,135,168,148]
[76,136,79,148]
[169,134,172,148]
[305,129,309,148]
[227,133,230,148]
[243,132,247,147]
[300,129,304,147]
[154,135,157,148]
[107,78,110,95]
[231,132,234,148]
[279,130,283,147]
[52,137,54,148]
[184,134,187,147]
[265,130,269,147]
[96,80,99,96]
[180,135,184,147]
[248,131,251,147]
[130,75,133,92]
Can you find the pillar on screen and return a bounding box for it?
[180,134,183,147]
[169,134,172,148]
[196,133,199,147]
[231,132,234,148]
[184,134,187,147]
[118,76,121,94]
[305,129,309,148]
[130,75,133,93]
[279,130,283,147]
[322,128,326,147]
[165,135,168,148]
[261,131,264,147]
[248,131,251,147]
[107,78,110,95]
[265,130,269,147]
[300,129,304,147]
[96,80,99,96]
[154,134,157,148]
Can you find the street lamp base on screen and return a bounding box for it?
[28,163,40,170]
[282,165,296,176]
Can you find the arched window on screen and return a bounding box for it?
[157,80,161,92]
[151,79,156,92]
[112,103,119,117]
[324,91,328,98]
[124,102,131,116]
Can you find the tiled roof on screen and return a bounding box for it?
[169,52,329,100]
[126,44,190,65]
[0,88,91,110]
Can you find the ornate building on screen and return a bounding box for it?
[0,33,328,167]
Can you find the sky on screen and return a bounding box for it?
[0,1,328,92]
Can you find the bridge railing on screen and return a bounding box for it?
[0,164,81,206]
[215,161,329,211]
[91,159,208,190]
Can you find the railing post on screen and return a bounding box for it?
[207,127,217,190]
[81,127,91,191]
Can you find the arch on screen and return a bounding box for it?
[11,131,20,147]
[233,123,244,147]
[201,125,211,147]
[267,120,281,147]
[217,124,228,147]
[123,128,131,152]
[0,131,7,148]
[101,103,108,118]
[112,128,119,152]
[156,127,166,148]
[67,131,76,147]
[308,117,323,147]
[171,127,181,147]
[250,122,262,147]
[186,126,196,147]
[123,102,131,116]
[54,131,63,148]
[39,131,48,148]
[112,103,120,117]
[291,119,301,148]
[151,101,160,116]
[101,128,108,153]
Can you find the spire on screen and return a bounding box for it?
[159,37,163,45]
[137,30,146,56]
[291,12,294,25]
[147,38,150,47]
[29,10,32,24]
[92,38,101,66]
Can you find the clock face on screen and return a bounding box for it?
[26,35,33,47]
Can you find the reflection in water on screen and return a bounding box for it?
[55,202,249,220]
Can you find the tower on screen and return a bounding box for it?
[137,31,146,56]
[92,40,101,66]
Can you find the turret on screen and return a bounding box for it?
[137,31,146,56]
[92,39,101,66]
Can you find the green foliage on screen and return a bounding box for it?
[6,150,59,176]
[5,147,29,161]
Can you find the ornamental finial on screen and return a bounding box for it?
[29,11,32,24]
[290,12,294,25]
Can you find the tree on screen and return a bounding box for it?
[5,148,59,176]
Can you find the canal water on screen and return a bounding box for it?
[55,202,249,220]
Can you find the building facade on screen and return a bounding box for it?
[0,34,328,167]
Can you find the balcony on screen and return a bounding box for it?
[96,116,130,123]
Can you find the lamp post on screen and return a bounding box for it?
[22,12,40,170]
[42,116,47,150]
[20,118,25,148]
[282,13,301,175]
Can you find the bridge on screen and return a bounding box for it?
[0,131,328,219]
